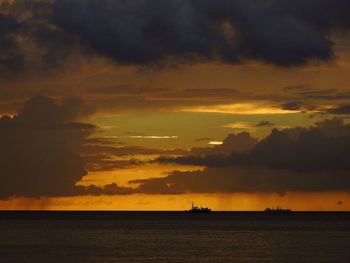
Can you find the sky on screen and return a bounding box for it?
[1,0,350,210]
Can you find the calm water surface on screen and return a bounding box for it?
[0,212,349,262]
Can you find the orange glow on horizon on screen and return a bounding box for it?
[1,192,349,211]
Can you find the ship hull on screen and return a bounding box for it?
[186,209,212,213]
[264,210,292,214]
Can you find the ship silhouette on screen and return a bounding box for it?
[264,205,292,214]
[186,202,212,213]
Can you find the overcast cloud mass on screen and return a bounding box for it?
[1,0,350,74]
[1,1,350,202]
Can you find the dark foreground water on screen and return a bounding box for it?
[0,212,350,263]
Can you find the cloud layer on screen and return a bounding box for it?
[1,0,350,74]
[2,97,350,198]
[0,95,187,198]
[52,0,349,67]
[133,119,350,194]
[2,1,350,199]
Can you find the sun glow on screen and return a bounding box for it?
[1,192,350,211]
[208,141,223,145]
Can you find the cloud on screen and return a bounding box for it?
[2,0,350,116]
[4,99,350,198]
[1,0,350,74]
[281,101,316,111]
[80,183,134,196]
[18,95,95,124]
[0,95,179,198]
[256,121,274,127]
[282,87,350,102]
[0,11,22,71]
[82,83,350,115]
[51,0,350,67]
[182,102,295,115]
[82,142,186,173]
[278,87,350,114]
[327,104,350,115]
[134,119,350,194]
[156,132,258,165]
[0,0,84,75]
[0,95,96,198]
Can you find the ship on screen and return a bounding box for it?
[186,202,212,213]
[264,205,292,214]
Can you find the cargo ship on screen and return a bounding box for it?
[186,203,212,213]
[264,206,292,214]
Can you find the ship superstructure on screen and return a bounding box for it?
[186,202,212,213]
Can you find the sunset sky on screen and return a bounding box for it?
[1,0,350,210]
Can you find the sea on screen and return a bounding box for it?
[0,211,349,263]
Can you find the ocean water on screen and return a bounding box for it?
[0,212,350,263]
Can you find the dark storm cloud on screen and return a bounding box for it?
[133,119,350,194]
[0,11,22,71]
[1,0,350,73]
[52,0,350,67]
[0,95,96,198]
[0,0,82,75]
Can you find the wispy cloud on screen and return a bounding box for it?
[181,103,298,115]
[109,135,178,139]
[223,122,253,130]
[208,141,223,145]
[129,136,178,139]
